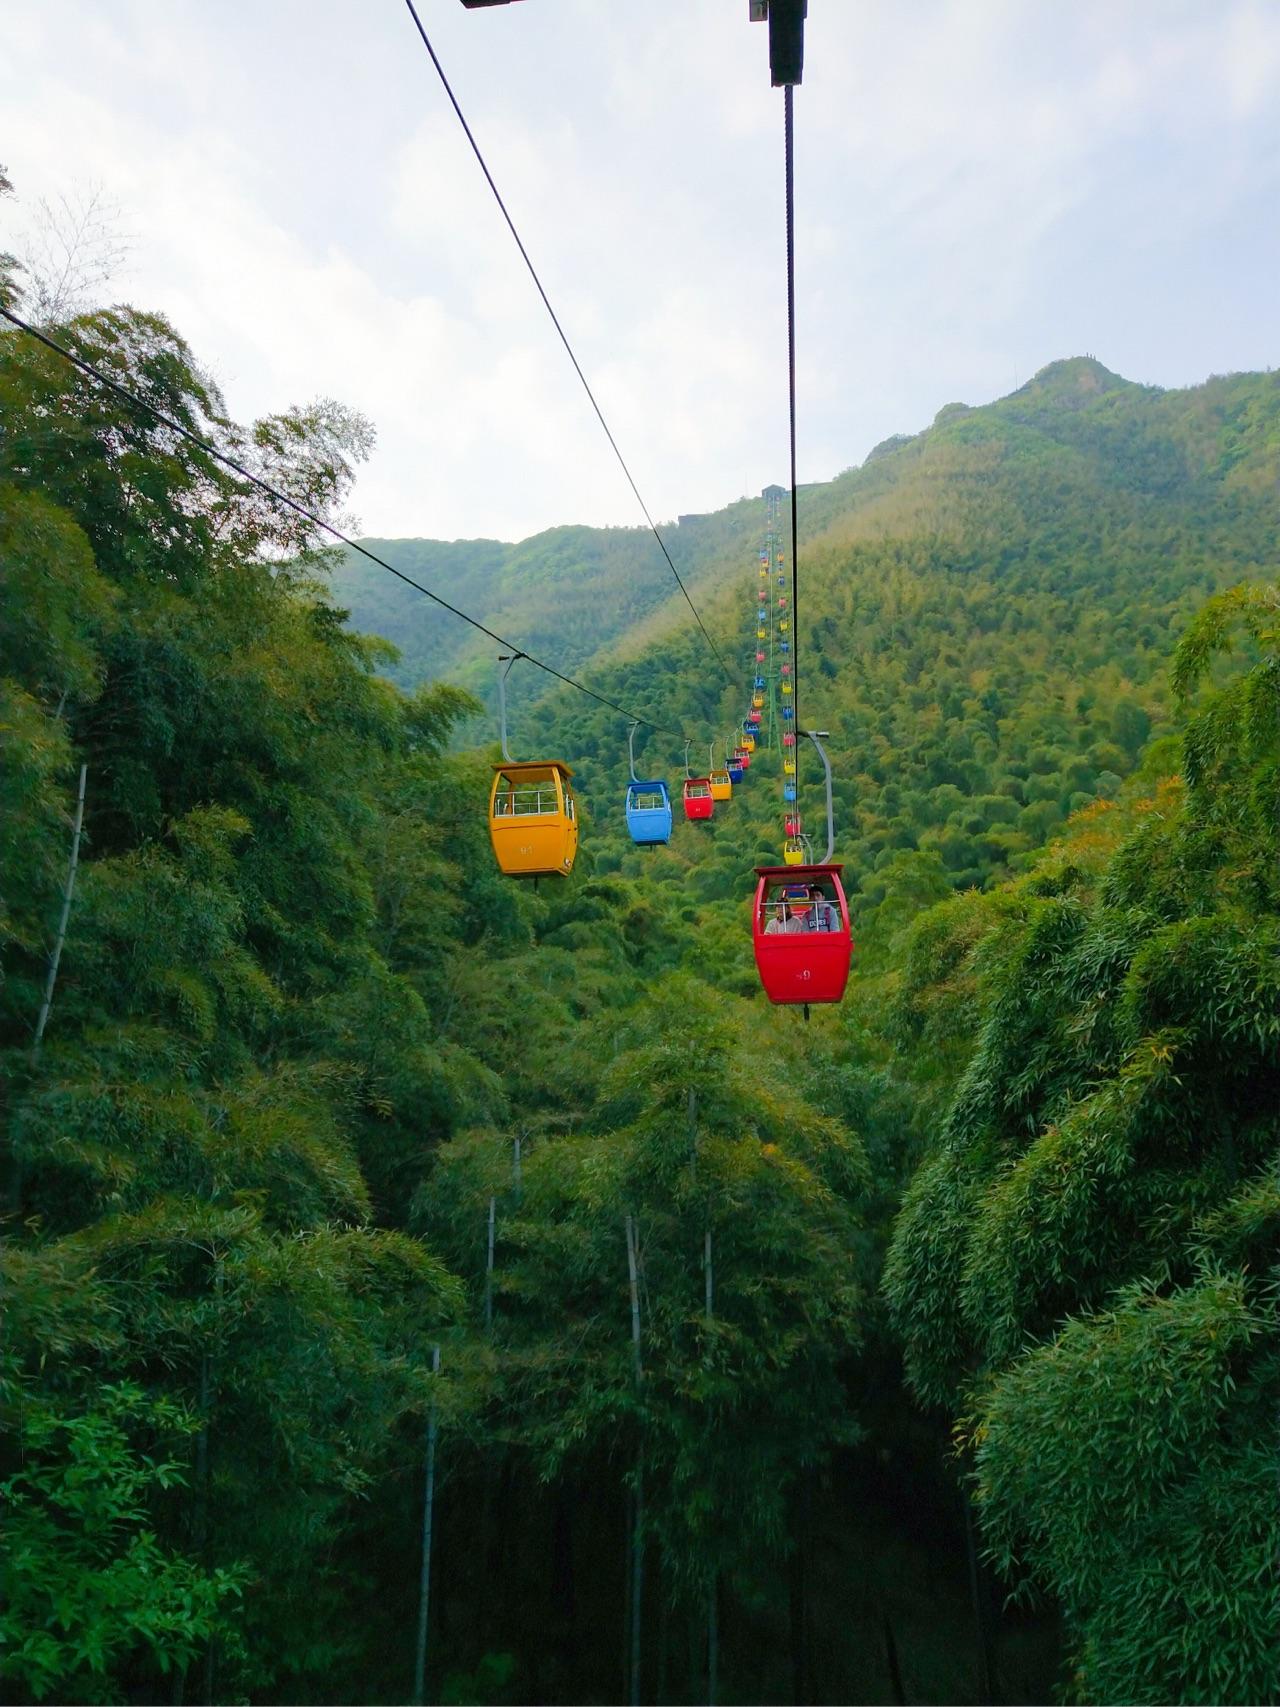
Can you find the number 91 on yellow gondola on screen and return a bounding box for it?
[489,761,578,877]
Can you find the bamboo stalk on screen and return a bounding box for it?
[484,1195,496,1331]
[624,1215,645,1706]
[31,762,87,1060]
[630,1460,644,1707]
[708,1580,718,1707]
[413,1346,442,1707]
[625,1214,643,1387]
[704,1227,716,1706]
[622,1475,634,1703]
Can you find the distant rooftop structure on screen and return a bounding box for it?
[761,483,787,500]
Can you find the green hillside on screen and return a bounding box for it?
[515,358,1280,919]
[331,498,776,713]
[337,360,1280,740]
[3,301,1276,1707]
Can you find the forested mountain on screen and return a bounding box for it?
[334,357,1280,931]
[333,357,1280,738]
[331,499,773,712]
[2,296,1276,1707]
[503,359,1280,932]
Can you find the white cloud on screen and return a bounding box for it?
[4,0,1280,543]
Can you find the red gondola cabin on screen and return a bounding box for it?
[683,778,715,821]
[752,864,852,1006]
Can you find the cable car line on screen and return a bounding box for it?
[739,2,853,1010]
[784,82,801,739]
[0,305,698,744]
[400,0,738,687]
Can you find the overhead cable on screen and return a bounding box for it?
[784,83,801,740]
[0,305,699,743]
[400,0,738,685]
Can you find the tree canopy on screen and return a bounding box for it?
[2,298,1275,1705]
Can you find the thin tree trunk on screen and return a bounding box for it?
[414,1346,442,1707]
[624,1215,645,1706]
[484,1195,496,1331]
[482,1452,514,1636]
[630,1461,644,1707]
[198,1266,222,1707]
[881,1607,907,1707]
[707,1578,719,1707]
[788,1474,811,1705]
[963,1487,998,1705]
[704,1228,717,1706]
[196,1342,211,1703]
[656,1550,669,1707]
[622,1475,637,1703]
[550,1477,577,1686]
[625,1214,643,1387]
[31,761,88,1059]
[195,1353,211,1555]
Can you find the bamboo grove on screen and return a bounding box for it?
[2,287,1277,1705]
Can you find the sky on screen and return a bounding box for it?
[4,0,1280,543]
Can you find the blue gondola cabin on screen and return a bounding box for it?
[626,780,673,846]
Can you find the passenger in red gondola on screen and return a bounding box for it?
[752,864,852,1005]
[764,897,805,934]
[806,882,840,932]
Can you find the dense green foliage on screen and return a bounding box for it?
[883,582,1279,1703]
[3,1383,248,1700]
[3,291,1275,1707]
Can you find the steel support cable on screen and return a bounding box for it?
[784,83,801,743]
[0,305,698,742]
[401,0,737,686]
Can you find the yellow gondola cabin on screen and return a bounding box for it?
[489,760,578,877]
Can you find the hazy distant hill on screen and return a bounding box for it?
[329,498,784,713]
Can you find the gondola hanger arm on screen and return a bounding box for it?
[800,728,835,864]
[496,652,524,764]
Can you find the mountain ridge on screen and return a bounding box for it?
[503,354,1280,918]
[330,357,1280,727]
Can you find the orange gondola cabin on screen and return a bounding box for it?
[489,761,578,877]
[752,863,852,1006]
